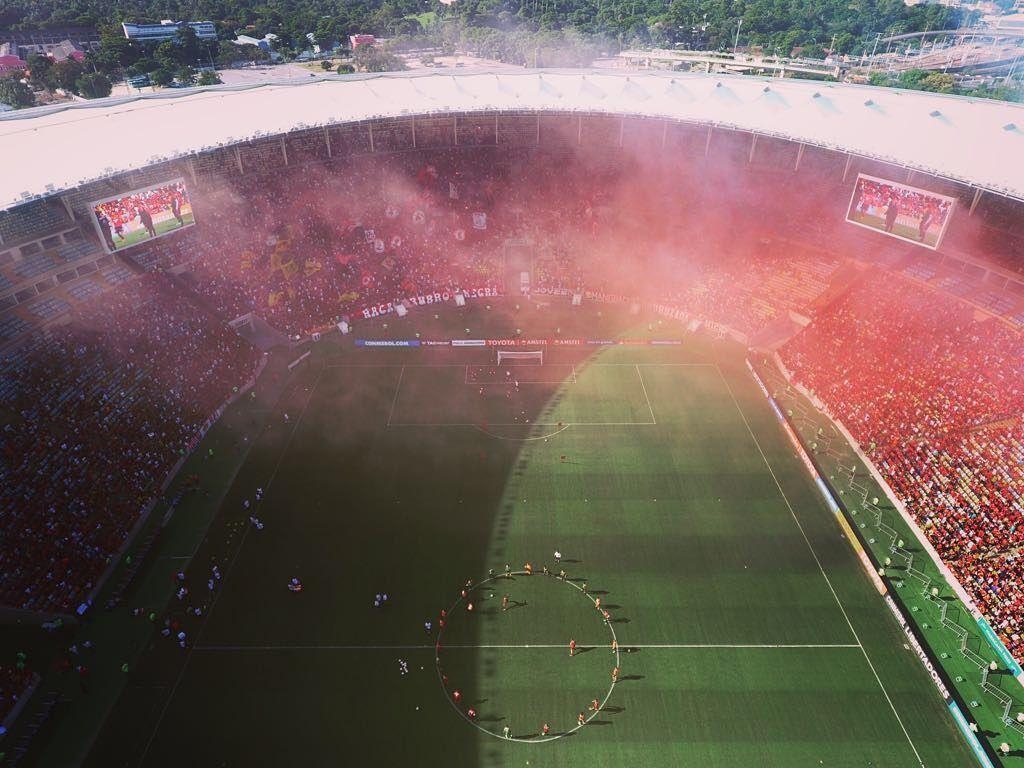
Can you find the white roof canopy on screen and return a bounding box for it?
[1,69,1022,211]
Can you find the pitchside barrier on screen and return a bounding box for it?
[746,360,1001,768]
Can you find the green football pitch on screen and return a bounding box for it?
[84,310,977,767]
[847,211,941,248]
[109,212,195,251]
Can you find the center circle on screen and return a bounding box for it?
[435,568,622,742]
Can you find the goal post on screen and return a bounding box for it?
[496,350,543,366]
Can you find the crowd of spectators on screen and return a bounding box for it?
[780,272,1024,659]
[2,142,1020,681]
[174,150,510,333]
[161,148,842,338]
[0,274,259,614]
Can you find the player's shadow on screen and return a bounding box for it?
[603,604,622,610]
[610,617,630,624]
[574,646,598,655]
[602,705,625,714]
[503,600,528,612]
[621,647,642,654]
[588,589,609,596]
[478,714,505,723]
[562,558,582,564]
[619,674,644,682]
[587,720,613,726]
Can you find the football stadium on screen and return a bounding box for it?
[1,71,1024,768]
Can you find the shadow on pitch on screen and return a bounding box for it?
[619,674,644,682]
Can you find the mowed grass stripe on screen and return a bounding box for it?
[480,359,935,766]
[109,345,976,768]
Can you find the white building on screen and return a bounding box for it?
[122,21,218,43]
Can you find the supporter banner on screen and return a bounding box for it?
[532,286,638,305]
[90,178,195,254]
[846,173,955,251]
[357,287,501,319]
[288,351,312,369]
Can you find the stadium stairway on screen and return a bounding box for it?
[748,314,807,351]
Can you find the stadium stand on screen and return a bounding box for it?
[0,200,68,245]
[0,131,1022,675]
[14,253,58,281]
[0,314,29,341]
[0,275,259,614]
[27,296,70,320]
[780,273,1024,659]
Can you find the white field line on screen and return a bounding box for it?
[388,422,656,428]
[323,362,719,369]
[715,365,926,768]
[138,370,324,767]
[386,364,406,427]
[636,364,657,425]
[193,643,861,652]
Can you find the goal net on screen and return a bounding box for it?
[496,350,543,366]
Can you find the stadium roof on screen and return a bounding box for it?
[1,69,1022,211]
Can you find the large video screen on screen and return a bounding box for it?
[90,178,195,254]
[846,174,955,250]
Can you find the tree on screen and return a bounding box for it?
[197,70,222,85]
[94,26,140,73]
[336,63,355,74]
[26,53,52,88]
[217,40,240,68]
[353,45,407,72]
[320,59,333,70]
[175,65,196,86]
[151,67,174,87]
[175,26,203,66]
[0,76,34,108]
[48,59,84,92]
[75,72,112,98]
